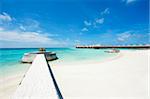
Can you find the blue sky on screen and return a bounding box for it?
[0,0,149,48]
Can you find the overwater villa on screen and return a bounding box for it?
[76,44,150,49]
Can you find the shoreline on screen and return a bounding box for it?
[0,49,149,99]
[50,53,120,66]
[0,50,120,99]
[0,65,30,99]
[51,49,149,98]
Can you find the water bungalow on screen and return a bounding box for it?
[76,44,150,49]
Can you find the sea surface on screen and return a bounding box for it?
[0,48,118,76]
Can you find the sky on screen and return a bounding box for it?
[0,0,149,48]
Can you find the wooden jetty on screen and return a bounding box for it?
[12,54,63,99]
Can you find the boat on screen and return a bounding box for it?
[104,48,120,53]
[21,48,58,63]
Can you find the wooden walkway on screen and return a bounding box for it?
[12,54,62,99]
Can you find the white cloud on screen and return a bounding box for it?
[19,25,26,31]
[0,30,58,44]
[81,27,88,32]
[82,8,109,29]
[95,18,104,24]
[84,20,92,26]
[101,8,110,15]
[122,0,137,4]
[0,12,12,22]
[0,27,4,31]
[0,14,68,47]
[117,31,132,41]
[75,40,80,44]
[20,19,40,31]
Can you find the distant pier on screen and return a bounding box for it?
[76,45,150,49]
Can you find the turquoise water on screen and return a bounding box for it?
[0,48,117,76]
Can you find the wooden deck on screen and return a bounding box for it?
[12,54,62,99]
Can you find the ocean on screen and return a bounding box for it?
[0,48,117,76]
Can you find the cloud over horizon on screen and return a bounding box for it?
[122,0,137,4]
[0,12,68,47]
[117,31,132,41]
[0,12,12,22]
[0,30,56,43]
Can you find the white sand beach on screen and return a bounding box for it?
[0,49,149,99]
[0,67,30,99]
[50,50,150,99]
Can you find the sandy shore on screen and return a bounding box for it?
[50,49,149,99]
[0,49,149,99]
[0,66,30,99]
